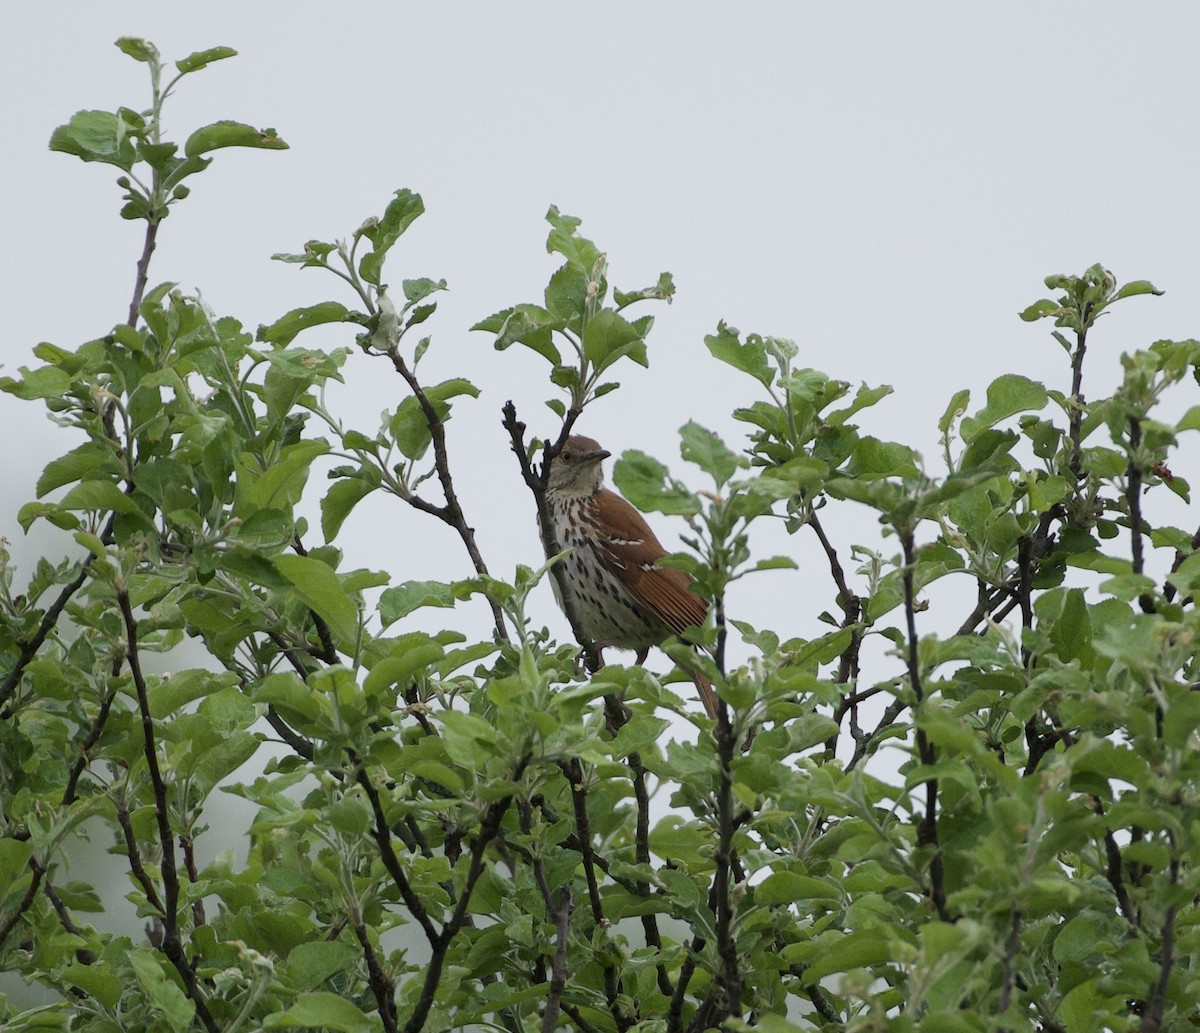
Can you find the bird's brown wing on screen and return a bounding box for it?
[591,489,707,637]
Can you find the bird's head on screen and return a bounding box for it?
[546,435,611,496]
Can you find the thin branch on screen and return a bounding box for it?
[667,943,703,1033]
[628,749,674,998]
[30,860,95,966]
[265,705,316,761]
[1102,829,1137,927]
[0,563,91,713]
[353,912,399,1033]
[901,531,949,922]
[712,676,742,1023]
[551,762,622,1021]
[402,761,527,1033]
[501,400,600,670]
[1141,860,1178,1033]
[0,860,42,953]
[116,794,165,914]
[542,887,571,1033]
[355,768,439,947]
[126,214,161,328]
[556,760,605,922]
[117,587,218,1033]
[384,348,508,642]
[63,667,120,804]
[1067,314,1090,481]
[997,908,1021,1020]
[292,536,340,662]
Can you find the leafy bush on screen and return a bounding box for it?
[1,38,1197,1033]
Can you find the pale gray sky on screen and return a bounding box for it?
[4,3,1200,652]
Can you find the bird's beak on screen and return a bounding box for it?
[587,449,611,463]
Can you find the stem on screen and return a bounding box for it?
[500,401,599,669]
[356,769,439,947]
[542,888,572,1033]
[117,587,218,1033]
[385,349,508,642]
[901,531,949,922]
[401,757,529,1033]
[712,684,741,1022]
[353,913,398,1033]
[1067,314,1090,481]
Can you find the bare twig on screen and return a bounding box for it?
[401,755,530,1033]
[542,886,572,1033]
[353,912,399,1033]
[126,214,160,328]
[997,908,1022,1020]
[901,532,949,922]
[0,860,42,953]
[355,769,439,947]
[1141,856,1179,1032]
[500,400,601,670]
[384,348,508,642]
[117,587,218,1033]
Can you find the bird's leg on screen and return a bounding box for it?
[634,649,649,666]
[573,644,606,676]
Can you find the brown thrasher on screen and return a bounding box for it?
[545,434,718,716]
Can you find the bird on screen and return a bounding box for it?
[543,434,718,716]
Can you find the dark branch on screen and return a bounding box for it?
[353,912,399,1033]
[117,587,218,1033]
[384,348,508,642]
[501,400,600,670]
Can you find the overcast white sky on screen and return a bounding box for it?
[4,3,1200,657]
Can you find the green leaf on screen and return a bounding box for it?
[49,110,137,169]
[274,554,360,644]
[0,365,73,400]
[826,383,893,427]
[150,669,238,720]
[262,992,372,1032]
[704,322,773,387]
[545,205,603,273]
[1177,404,1200,433]
[257,302,350,346]
[36,443,122,497]
[379,581,456,628]
[59,480,140,514]
[582,309,647,370]
[475,304,562,364]
[115,37,158,63]
[959,374,1048,441]
[245,439,329,513]
[803,931,892,980]
[756,871,841,905]
[1018,298,1062,322]
[17,501,80,532]
[679,421,740,487]
[0,838,33,889]
[364,636,445,695]
[320,477,377,543]
[285,941,361,992]
[184,120,287,157]
[359,189,425,286]
[128,951,195,1031]
[402,277,447,306]
[938,388,970,436]
[612,451,699,516]
[388,379,479,461]
[1111,279,1162,302]
[614,271,675,308]
[175,46,238,74]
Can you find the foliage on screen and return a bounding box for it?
[1,37,1199,1033]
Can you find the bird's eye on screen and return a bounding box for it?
[561,451,573,463]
